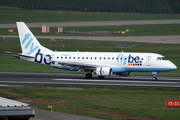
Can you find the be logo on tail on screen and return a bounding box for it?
[22,33,39,55]
[34,49,55,65]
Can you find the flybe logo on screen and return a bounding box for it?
[22,33,39,55]
[34,49,55,65]
[117,54,143,66]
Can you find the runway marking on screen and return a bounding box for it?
[52,79,178,84]
[0,81,180,87]
[0,85,10,86]
[112,77,180,81]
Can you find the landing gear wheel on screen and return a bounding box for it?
[85,73,92,79]
[152,75,157,81]
[152,72,158,81]
[98,76,105,79]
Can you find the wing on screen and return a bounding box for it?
[56,61,106,72]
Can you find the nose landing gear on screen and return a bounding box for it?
[152,75,157,81]
[152,72,157,81]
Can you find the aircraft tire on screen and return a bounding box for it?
[152,77,157,81]
[85,73,92,79]
[98,76,105,79]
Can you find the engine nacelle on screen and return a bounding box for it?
[96,67,113,76]
[116,72,132,77]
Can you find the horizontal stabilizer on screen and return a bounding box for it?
[4,51,35,58]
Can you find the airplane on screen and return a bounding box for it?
[5,22,177,80]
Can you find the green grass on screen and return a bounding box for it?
[1,24,180,36]
[0,86,180,120]
[63,24,180,36]
[0,38,179,76]
[1,0,172,9]
[0,6,179,23]
[26,24,180,36]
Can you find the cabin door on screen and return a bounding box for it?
[146,56,151,66]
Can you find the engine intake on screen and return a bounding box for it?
[96,67,113,76]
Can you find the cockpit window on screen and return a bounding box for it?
[157,57,168,61]
[157,57,161,60]
[161,57,168,60]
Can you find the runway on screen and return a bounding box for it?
[0,72,180,87]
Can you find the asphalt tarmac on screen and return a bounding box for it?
[0,72,180,88]
[1,19,180,28]
[30,108,103,120]
[1,35,180,44]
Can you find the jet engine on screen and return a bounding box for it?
[116,72,132,77]
[96,67,113,76]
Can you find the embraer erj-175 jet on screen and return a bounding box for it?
[5,22,177,80]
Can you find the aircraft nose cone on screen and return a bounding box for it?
[170,63,177,71]
[173,64,177,69]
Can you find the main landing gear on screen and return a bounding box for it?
[98,76,105,79]
[85,73,92,79]
[85,73,105,79]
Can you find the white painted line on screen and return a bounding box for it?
[50,82,180,87]
[0,85,10,86]
[0,81,179,87]
[113,77,180,81]
[52,79,178,84]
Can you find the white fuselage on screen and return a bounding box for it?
[22,51,177,73]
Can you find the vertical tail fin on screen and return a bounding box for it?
[17,22,53,56]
